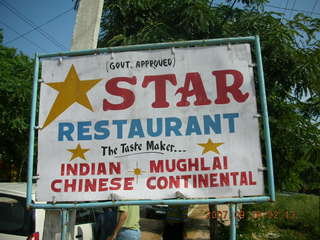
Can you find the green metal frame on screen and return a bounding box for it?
[27,36,275,240]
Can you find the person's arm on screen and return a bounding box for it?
[106,210,128,240]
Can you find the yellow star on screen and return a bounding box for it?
[198,139,224,155]
[128,162,146,183]
[67,144,90,161]
[42,65,102,128]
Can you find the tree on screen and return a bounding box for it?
[98,0,320,192]
[0,30,34,181]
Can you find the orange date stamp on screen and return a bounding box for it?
[206,210,297,220]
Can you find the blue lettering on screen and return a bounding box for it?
[223,113,239,133]
[112,120,127,139]
[78,121,92,140]
[204,114,221,134]
[165,117,182,136]
[128,119,145,138]
[185,116,202,135]
[94,120,109,140]
[58,122,74,141]
[147,118,163,137]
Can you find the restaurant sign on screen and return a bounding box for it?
[37,43,264,202]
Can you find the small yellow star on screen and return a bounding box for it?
[67,144,90,161]
[198,139,224,155]
[133,168,142,176]
[129,162,146,183]
[42,65,102,128]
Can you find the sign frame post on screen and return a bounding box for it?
[27,35,275,239]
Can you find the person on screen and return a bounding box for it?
[162,204,189,240]
[107,205,140,240]
[96,207,118,240]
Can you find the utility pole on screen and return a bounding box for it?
[71,0,104,51]
[42,0,104,239]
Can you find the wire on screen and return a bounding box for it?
[289,0,297,19]
[311,0,319,16]
[0,0,68,51]
[4,8,74,45]
[0,0,67,50]
[72,0,80,10]
[266,3,320,16]
[281,0,290,20]
[0,19,48,52]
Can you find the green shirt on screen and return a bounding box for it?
[118,205,140,230]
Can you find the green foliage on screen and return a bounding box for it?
[0,30,33,181]
[99,0,320,192]
[238,193,320,240]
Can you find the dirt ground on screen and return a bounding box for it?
[141,205,210,240]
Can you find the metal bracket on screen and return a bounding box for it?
[258,166,267,171]
[253,114,261,118]
[175,191,186,199]
[38,78,44,83]
[109,193,121,201]
[32,175,40,180]
[249,63,256,67]
[227,42,232,50]
[171,47,175,55]
[58,57,63,65]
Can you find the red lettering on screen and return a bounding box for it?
[181,175,191,187]
[142,74,177,108]
[109,162,121,174]
[66,164,77,176]
[103,76,137,111]
[64,179,76,192]
[230,172,239,185]
[124,177,134,190]
[91,163,96,175]
[97,163,107,175]
[84,179,97,192]
[110,178,122,190]
[146,177,156,189]
[177,159,187,171]
[78,179,83,192]
[213,70,249,104]
[223,156,228,169]
[212,157,222,169]
[51,179,62,192]
[157,176,168,189]
[188,158,199,171]
[220,173,230,186]
[240,171,248,185]
[200,157,210,171]
[98,178,108,191]
[80,163,89,176]
[169,176,180,189]
[165,160,176,172]
[150,160,164,173]
[176,72,211,106]
[249,171,257,185]
[210,173,219,187]
[61,164,65,176]
[198,174,209,187]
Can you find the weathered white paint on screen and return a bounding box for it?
[37,44,265,202]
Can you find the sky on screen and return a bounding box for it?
[0,0,319,57]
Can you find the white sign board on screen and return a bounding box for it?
[37,44,264,202]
